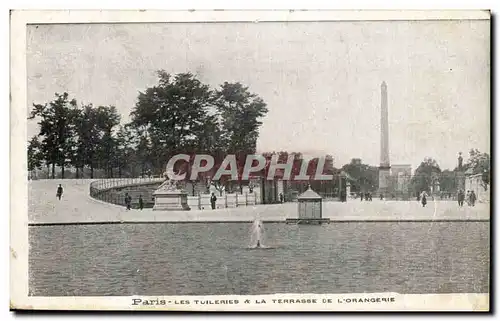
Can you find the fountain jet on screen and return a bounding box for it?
[250,219,265,248]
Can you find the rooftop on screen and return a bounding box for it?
[297,186,322,200]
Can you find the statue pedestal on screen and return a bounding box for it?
[153,181,190,211]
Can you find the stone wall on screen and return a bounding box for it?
[465,174,490,203]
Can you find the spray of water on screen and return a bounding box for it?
[249,218,265,248]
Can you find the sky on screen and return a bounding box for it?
[26,20,490,172]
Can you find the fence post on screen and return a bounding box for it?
[225,193,228,208]
[245,192,248,206]
[198,194,201,210]
[235,193,238,207]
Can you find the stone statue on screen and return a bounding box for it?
[157,172,179,192]
[153,171,190,211]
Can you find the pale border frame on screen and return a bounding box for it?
[10,9,491,311]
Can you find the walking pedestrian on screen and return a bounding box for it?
[466,191,471,206]
[56,184,63,200]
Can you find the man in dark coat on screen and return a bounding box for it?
[138,195,144,210]
[420,191,428,207]
[125,193,132,210]
[56,184,63,200]
[470,191,477,207]
[210,193,217,210]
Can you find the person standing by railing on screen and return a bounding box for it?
[125,193,132,210]
[210,193,217,210]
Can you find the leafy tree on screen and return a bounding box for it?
[129,71,217,172]
[342,158,378,193]
[410,157,441,194]
[213,82,268,154]
[95,105,121,177]
[27,136,43,179]
[70,104,120,178]
[29,92,78,178]
[68,104,94,178]
[210,82,269,191]
[113,126,133,178]
[439,169,457,193]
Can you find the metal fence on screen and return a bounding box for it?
[89,177,165,191]
[89,177,165,208]
[89,177,263,209]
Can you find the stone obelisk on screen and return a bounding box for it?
[378,81,391,195]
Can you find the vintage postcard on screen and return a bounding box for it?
[10,9,490,311]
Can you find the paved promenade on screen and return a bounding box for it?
[29,180,490,225]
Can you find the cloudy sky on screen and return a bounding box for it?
[26,20,490,171]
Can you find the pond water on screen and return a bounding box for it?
[29,222,489,296]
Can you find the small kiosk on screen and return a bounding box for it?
[286,186,330,225]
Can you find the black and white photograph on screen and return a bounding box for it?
[10,9,491,311]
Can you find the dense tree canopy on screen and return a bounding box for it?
[27,71,270,181]
[341,158,379,193]
[410,158,441,194]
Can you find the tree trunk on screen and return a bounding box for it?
[61,164,65,179]
[51,163,55,179]
[76,167,79,179]
[90,165,94,179]
[118,166,122,178]
[110,167,114,178]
